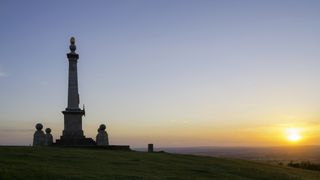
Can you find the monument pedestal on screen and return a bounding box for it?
[56,109,96,146]
[55,137,96,146]
[62,109,85,138]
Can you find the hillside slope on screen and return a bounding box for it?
[0,147,319,179]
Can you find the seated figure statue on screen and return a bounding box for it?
[33,123,45,146]
[96,124,109,146]
[44,128,53,146]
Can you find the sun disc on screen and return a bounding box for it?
[288,133,301,142]
[286,128,302,142]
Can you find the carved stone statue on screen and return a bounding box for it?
[44,128,53,146]
[33,123,45,146]
[96,124,109,146]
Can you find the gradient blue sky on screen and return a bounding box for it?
[1,0,320,147]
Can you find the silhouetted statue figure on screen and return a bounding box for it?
[96,124,109,146]
[45,128,53,146]
[33,123,45,146]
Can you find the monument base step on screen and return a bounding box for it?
[55,137,96,146]
[51,143,131,150]
[96,145,131,150]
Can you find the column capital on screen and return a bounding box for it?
[67,53,79,60]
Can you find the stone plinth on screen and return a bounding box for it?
[96,124,109,146]
[33,123,45,146]
[62,109,85,139]
[44,128,53,146]
[55,137,96,146]
[148,144,154,152]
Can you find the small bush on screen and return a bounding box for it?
[288,161,320,171]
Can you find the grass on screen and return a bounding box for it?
[0,147,320,179]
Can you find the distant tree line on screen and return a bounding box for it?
[288,161,320,171]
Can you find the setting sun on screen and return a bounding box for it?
[286,128,302,142]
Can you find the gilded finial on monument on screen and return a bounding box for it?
[69,37,76,52]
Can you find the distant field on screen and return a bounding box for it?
[151,146,320,164]
[1,147,320,179]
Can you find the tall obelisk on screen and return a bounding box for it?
[56,37,95,146]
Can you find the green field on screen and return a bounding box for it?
[0,147,320,179]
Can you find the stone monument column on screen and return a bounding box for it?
[62,37,85,139]
[67,37,80,110]
[55,37,95,146]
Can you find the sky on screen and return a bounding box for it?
[0,0,320,147]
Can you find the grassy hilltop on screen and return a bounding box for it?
[0,147,320,180]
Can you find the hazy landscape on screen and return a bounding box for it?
[146,146,320,164]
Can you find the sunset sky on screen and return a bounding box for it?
[0,0,320,147]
